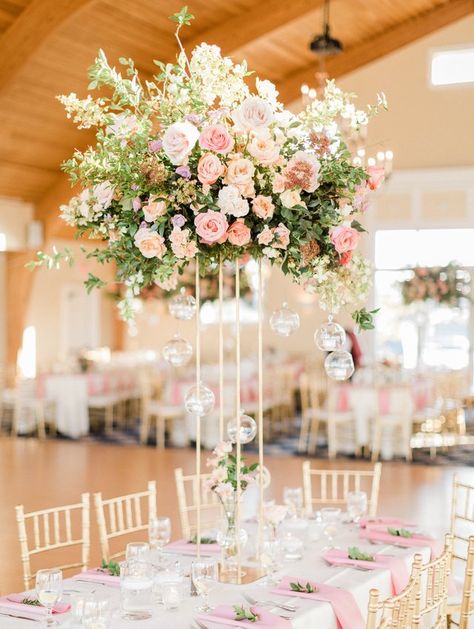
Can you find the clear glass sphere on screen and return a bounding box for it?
[227,412,257,444]
[184,382,215,416]
[269,302,300,337]
[314,318,346,351]
[324,350,355,381]
[168,288,196,321]
[162,334,193,367]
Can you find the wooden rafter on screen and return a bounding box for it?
[277,0,474,104]
[0,0,96,93]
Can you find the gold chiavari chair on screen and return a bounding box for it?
[302,461,382,517]
[16,493,90,590]
[366,554,422,628]
[139,372,183,448]
[94,480,157,561]
[448,475,474,627]
[414,533,453,628]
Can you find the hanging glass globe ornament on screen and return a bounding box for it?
[314,315,346,351]
[184,382,215,416]
[162,334,193,367]
[324,350,355,381]
[168,287,196,321]
[269,302,300,337]
[227,411,257,445]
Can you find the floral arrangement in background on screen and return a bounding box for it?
[205,440,259,502]
[31,7,386,326]
[400,262,471,306]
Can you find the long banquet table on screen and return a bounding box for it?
[0,525,432,627]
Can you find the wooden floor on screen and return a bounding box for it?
[1,437,473,595]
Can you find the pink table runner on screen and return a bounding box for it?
[72,568,120,587]
[197,605,290,628]
[359,527,442,560]
[272,576,364,629]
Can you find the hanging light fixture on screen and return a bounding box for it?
[309,0,343,57]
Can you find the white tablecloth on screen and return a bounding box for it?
[0,526,431,628]
[44,375,89,438]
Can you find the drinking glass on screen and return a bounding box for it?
[161,581,183,611]
[347,491,368,523]
[321,507,342,549]
[82,595,112,628]
[35,568,63,627]
[149,516,171,553]
[151,557,182,604]
[191,559,218,612]
[260,539,282,585]
[283,487,304,518]
[125,542,150,561]
[120,560,154,621]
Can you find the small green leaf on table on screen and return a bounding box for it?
[387,527,414,538]
[100,559,120,576]
[290,581,317,593]
[233,605,259,622]
[348,546,374,561]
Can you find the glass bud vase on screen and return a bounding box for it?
[216,496,248,578]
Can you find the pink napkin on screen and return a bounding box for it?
[0,593,70,616]
[359,528,442,559]
[197,605,290,628]
[323,549,409,594]
[165,539,221,556]
[359,517,413,529]
[72,568,120,587]
[272,576,364,629]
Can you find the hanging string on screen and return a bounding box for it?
[195,257,201,560]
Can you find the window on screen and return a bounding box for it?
[430,48,474,86]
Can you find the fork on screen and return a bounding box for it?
[243,592,297,612]
[0,611,40,622]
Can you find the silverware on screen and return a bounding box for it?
[73,578,109,586]
[243,592,297,612]
[0,611,40,622]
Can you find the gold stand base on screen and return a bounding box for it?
[218,563,266,585]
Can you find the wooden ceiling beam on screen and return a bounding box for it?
[277,0,474,104]
[0,0,96,94]
[185,0,323,55]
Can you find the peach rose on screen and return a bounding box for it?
[134,227,166,259]
[197,153,225,185]
[194,210,229,243]
[225,157,255,187]
[272,173,286,193]
[232,96,273,131]
[280,189,302,208]
[272,223,290,249]
[284,151,320,193]
[257,225,274,246]
[162,121,199,165]
[252,195,274,220]
[199,124,234,154]
[227,219,251,247]
[143,198,167,222]
[367,166,385,191]
[330,225,360,253]
[247,136,280,165]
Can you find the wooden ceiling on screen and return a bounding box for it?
[0,0,472,215]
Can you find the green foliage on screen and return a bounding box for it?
[169,6,194,27]
[387,527,414,539]
[290,581,317,593]
[348,546,374,562]
[188,535,217,544]
[100,559,120,576]
[25,247,74,271]
[233,605,259,622]
[21,597,41,606]
[352,307,379,331]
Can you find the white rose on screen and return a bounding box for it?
[162,121,199,165]
[217,185,249,217]
[280,189,302,208]
[232,96,273,131]
[93,181,115,208]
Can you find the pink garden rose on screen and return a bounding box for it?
[257,225,274,246]
[272,173,286,193]
[367,165,385,191]
[330,225,360,253]
[169,227,198,259]
[199,124,234,154]
[225,157,255,187]
[143,198,167,222]
[194,210,229,243]
[134,227,166,259]
[197,153,225,185]
[232,96,273,131]
[226,219,251,247]
[252,195,274,220]
[247,136,280,165]
[162,121,199,165]
[272,223,290,249]
[284,151,320,193]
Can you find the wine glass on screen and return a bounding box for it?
[346,491,368,524]
[35,568,63,627]
[260,539,282,585]
[191,559,218,612]
[149,516,171,554]
[321,507,342,549]
[125,542,150,561]
[283,487,304,518]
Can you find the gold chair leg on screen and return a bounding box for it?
[298,413,310,452]
[105,406,113,433]
[140,410,149,445]
[156,415,165,449]
[308,419,320,455]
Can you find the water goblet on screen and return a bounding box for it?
[260,539,282,585]
[283,486,304,518]
[120,560,154,621]
[36,568,63,627]
[149,516,171,554]
[321,507,342,549]
[125,542,150,561]
[346,491,368,524]
[161,581,183,611]
[191,559,218,612]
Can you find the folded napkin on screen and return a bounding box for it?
[0,593,70,616]
[323,549,409,594]
[197,605,290,628]
[359,528,442,559]
[272,576,364,629]
[72,568,120,587]
[359,517,413,529]
[165,539,220,556]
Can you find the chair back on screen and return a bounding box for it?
[174,468,221,540]
[366,554,422,628]
[16,493,90,590]
[94,480,157,561]
[303,461,381,516]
